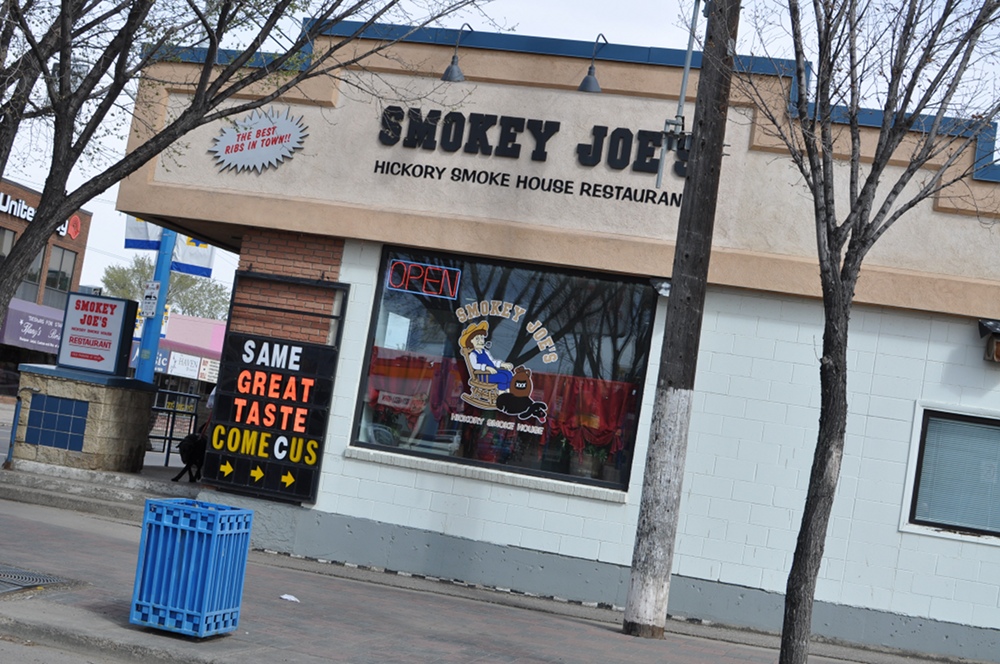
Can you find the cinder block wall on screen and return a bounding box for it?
[681,290,1000,631]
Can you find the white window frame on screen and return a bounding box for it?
[900,401,1000,546]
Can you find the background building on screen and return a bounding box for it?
[0,178,91,395]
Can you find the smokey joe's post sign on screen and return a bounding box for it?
[202,332,337,503]
[57,293,136,375]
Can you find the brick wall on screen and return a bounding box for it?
[237,229,344,281]
[230,229,345,344]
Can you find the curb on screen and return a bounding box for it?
[0,607,217,664]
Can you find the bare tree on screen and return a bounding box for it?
[735,2,1000,662]
[0,0,483,322]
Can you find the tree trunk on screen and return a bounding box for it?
[623,385,694,637]
[779,301,850,664]
[623,0,741,638]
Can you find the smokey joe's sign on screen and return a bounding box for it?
[203,332,338,503]
[376,106,690,207]
[57,293,136,375]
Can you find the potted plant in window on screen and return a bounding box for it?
[570,442,609,478]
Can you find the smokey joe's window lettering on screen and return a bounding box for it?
[356,248,657,488]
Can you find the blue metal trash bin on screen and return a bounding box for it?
[130,498,253,637]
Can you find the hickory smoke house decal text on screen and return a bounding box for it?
[376,106,688,207]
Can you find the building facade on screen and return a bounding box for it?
[116,23,1000,659]
[0,178,91,392]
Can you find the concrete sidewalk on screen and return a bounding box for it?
[0,499,978,664]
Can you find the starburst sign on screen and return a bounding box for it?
[209,108,308,173]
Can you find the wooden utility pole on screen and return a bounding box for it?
[623,0,742,638]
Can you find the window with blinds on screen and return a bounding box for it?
[911,410,1000,536]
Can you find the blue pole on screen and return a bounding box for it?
[135,229,177,383]
[3,396,21,469]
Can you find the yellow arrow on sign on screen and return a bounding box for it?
[250,466,264,482]
[281,471,295,487]
[220,461,234,477]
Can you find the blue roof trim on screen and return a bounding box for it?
[155,20,1000,183]
[792,101,999,180]
[974,124,1000,181]
[144,43,307,69]
[312,20,700,67]
[316,20,809,78]
[821,104,985,138]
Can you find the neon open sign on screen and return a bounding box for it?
[385,259,461,300]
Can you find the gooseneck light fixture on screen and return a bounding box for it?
[441,23,474,82]
[578,33,609,93]
[655,0,703,188]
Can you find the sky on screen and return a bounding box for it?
[6,0,699,291]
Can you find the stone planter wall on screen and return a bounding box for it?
[12,365,157,472]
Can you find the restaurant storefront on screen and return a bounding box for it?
[116,21,1000,659]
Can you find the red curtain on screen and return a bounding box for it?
[367,347,637,453]
[530,374,636,454]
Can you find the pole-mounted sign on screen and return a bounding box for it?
[57,293,137,376]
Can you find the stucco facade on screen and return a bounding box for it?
[117,23,1000,659]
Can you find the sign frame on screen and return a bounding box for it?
[57,293,136,376]
[201,332,339,503]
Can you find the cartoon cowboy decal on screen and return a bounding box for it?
[459,320,514,392]
[458,320,547,423]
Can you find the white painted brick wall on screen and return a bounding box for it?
[318,241,1000,630]
[680,289,1000,630]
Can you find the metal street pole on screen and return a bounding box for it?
[135,229,177,383]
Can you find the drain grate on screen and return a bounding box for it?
[0,565,69,594]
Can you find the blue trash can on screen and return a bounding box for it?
[130,498,253,637]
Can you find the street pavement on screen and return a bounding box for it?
[0,400,991,663]
[0,496,983,664]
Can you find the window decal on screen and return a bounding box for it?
[356,247,657,487]
[458,320,548,423]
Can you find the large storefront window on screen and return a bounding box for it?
[15,249,43,303]
[355,247,657,488]
[43,246,76,310]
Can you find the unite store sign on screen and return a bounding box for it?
[202,332,337,503]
